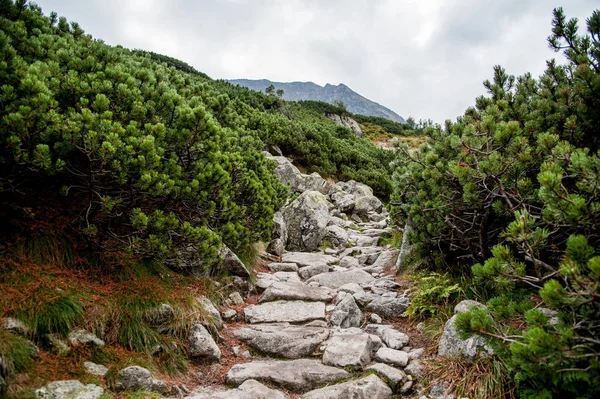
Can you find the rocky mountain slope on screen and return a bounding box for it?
[228,79,406,123]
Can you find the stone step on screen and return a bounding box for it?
[244,300,326,324]
[225,359,351,393]
[259,281,333,303]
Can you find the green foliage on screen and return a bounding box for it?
[392,7,600,397]
[353,114,408,136]
[404,272,463,318]
[0,330,38,395]
[296,100,351,116]
[18,295,83,338]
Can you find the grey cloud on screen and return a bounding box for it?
[34,0,600,123]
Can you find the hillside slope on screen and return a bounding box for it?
[228,79,406,123]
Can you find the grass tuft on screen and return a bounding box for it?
[18,294,84,338]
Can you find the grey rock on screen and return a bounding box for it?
[222,309,237,321]
[404,359,425,378]
[396,223,414,271]
[233,322,330,359]
[339,256,359,268]
[196,296,224,329]
[381,328,410,349]
[184,379,289,399]
[366,363,407,392]
[369,333,384,351]
[116,366,169,394]
[400,379,414,394]
[430,382,452,399]
[256,273,280,291]
[438,314,493,361]
[267,263,298,272]
[83,362,108,377]
[1,317,29,336]
[354,196,384,216]
[322,332,372,370]
[298,264,330,280]
[67,329,104,347]
[259,281,332,303]
[370,250,398,269]
[353,292,380,307]
[281,191,331,252]
[225,359,351,393]
[335,194,356,213]
[338,282,364,295]
[326,114,364,137]
[267,155,308,194]
[220,246,251,278]
[267,239,285,257]
[374,347,409,367]
[272,211,288,244]
[330,295,363,328]
[244,300,325,324]
[229,292,245,306]
[323,225,349,249]
[408,348,425,360]
[306,269,375,289]
[281,252,337,268]
[454,300,487,314]
[273,271,302,283]
[188,323,221,361]
[302,374,392,399]
[366,296,410,318]
[35,380,104,399]
[370,313,383,324]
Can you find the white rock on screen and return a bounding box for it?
[375,347,409,367]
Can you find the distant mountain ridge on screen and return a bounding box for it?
[228,79,405,124]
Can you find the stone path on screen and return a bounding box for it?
[183,210,424,399]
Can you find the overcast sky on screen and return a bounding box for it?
[34,0,598,123]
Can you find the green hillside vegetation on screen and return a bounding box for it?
[0,1,396,395]
[393,8,600,398]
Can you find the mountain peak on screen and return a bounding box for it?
[228,79,405,123]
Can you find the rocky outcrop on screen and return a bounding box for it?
[281,191,331,251]
[326,113,364,137]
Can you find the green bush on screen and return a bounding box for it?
[392,7,600,397]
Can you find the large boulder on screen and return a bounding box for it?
[281,191,332,251]
[35,380,104,399]
[302,374,392,399]
[233,321,330,359]
[265,155,330,195]
[366,296,410,319]
[167,244,249,278]
[188,323,221,361]
[325,114,364,137]
[438,300,493,361]
[330,295,363,328]
[226,359,351,393]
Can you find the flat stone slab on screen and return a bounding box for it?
[366,296,410,318]
[225,359,351,393]
[322,332,372,370]
[267,263,299,272]
[282,252,337,268]
[306,269,375,289]
[244,301,326,324]
[185,379,289,399]
[374,347,409,367]
[35,380,104,399]
[233,322,330,359]
[259,282,333,303]
[273,271,302,283]
[301,374,392,399]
